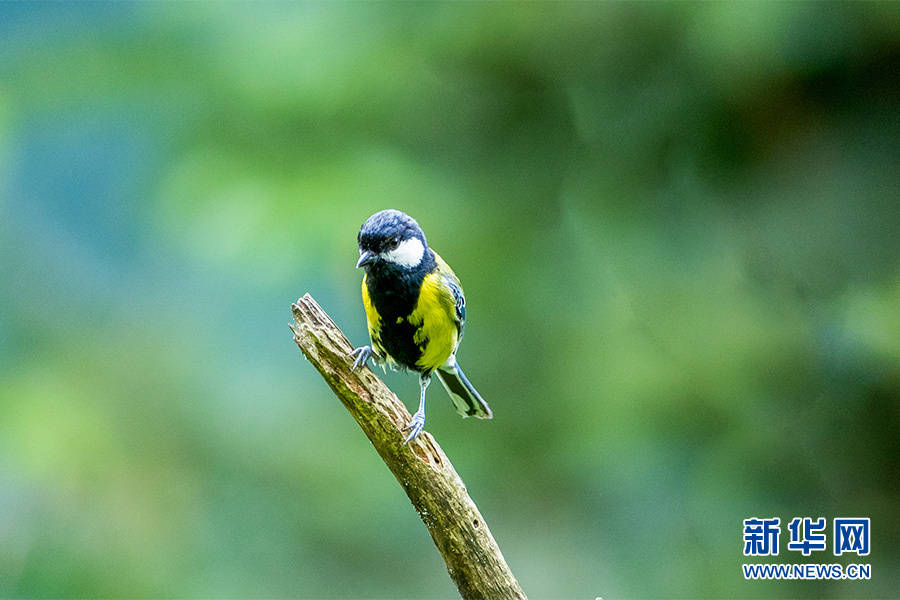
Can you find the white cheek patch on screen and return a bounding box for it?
[382,237,425,268]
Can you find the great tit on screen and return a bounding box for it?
[350,209,492,444]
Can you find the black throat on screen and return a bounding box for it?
[365,248,436,319]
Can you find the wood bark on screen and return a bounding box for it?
[290,294,526,600]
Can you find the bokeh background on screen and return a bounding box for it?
[1,3,898,598]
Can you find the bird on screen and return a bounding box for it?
[349,209,492,444]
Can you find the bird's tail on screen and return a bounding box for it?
[435,359,492,419]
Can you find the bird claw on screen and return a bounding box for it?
[350,345,374,371]
[402,411,426,445]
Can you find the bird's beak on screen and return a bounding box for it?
[356,250,376,269]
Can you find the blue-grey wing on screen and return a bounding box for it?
[444,276,466,333]
[432,250,467,341]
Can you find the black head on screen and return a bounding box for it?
[356,209,428,270]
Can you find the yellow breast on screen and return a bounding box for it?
[361,274,385,356]
[408,271,459,371]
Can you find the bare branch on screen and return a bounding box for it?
[290,294,526,600]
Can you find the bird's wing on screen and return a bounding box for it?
[431,250,466,335]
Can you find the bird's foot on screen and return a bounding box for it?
[349,345,374,371]
[402,410,426,445]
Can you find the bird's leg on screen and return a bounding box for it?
[349,345,375,371]
[403,373,430,445]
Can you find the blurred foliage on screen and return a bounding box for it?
[1,3,899,598]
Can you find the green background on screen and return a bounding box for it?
[1,3,898,598]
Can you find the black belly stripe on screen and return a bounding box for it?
[379,319,424,370]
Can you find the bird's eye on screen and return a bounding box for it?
[388,237,400,249]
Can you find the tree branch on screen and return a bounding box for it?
[290,294,526,600]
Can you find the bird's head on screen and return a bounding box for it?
[356,209,428,270]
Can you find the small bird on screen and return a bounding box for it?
[350,209,492,444]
